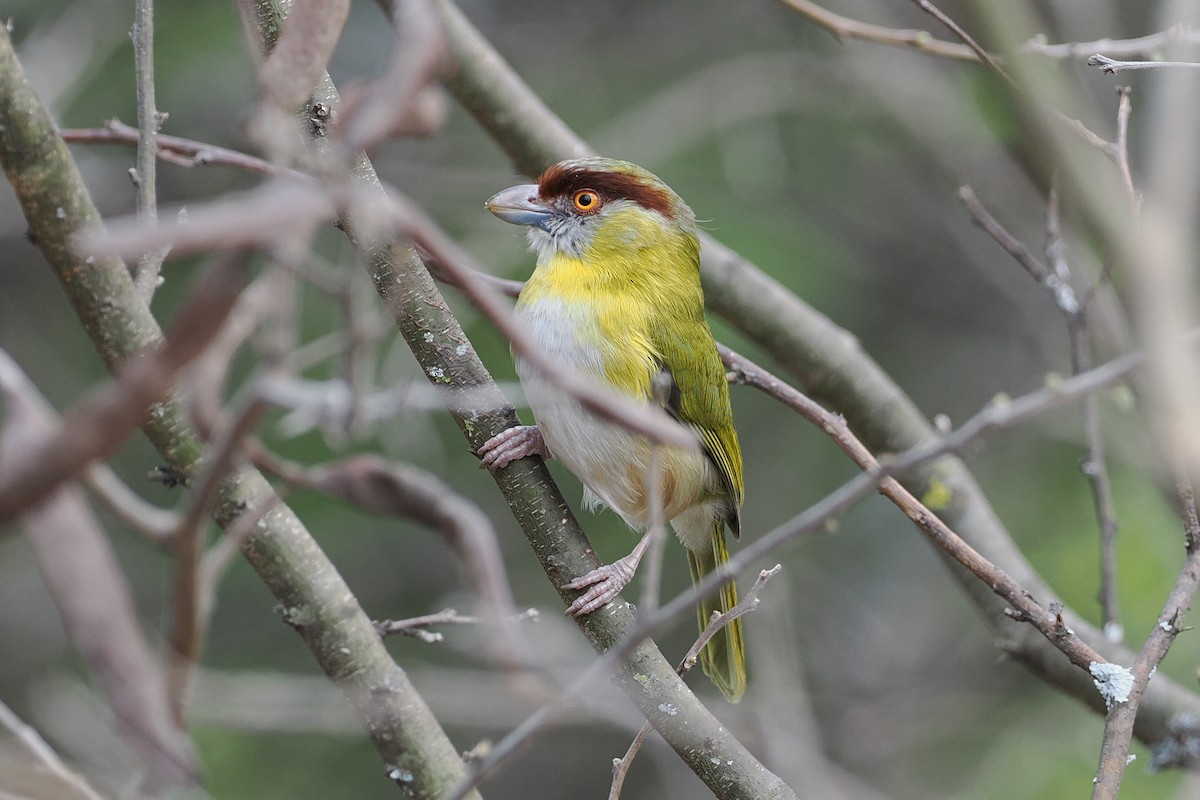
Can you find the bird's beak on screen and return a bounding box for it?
[485,184,554,231]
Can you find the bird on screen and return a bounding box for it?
[477,157,746,702]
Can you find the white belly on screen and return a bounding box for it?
[515,298,715,541]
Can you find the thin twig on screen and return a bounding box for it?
[610,565,782,800]
[1045,186,1122,642]
[131,0,169,300]
[1113,86,1139,210]
[608,723,655,800]
[1089,54,1200,74]
[958,186,1051,283]
[908,0,1010,80]
[61,119,295,177]
[374,607,539,643]
[1090,475,1200,798]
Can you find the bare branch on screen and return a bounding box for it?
[961,182,1124,639]
[0,355,197,786]
[62,119,293,176]
[1044,186,1123,642]
[131,0,169,300]
[1091,475,1200,797]
[779,0,1200,63]
[0,253,248,526]
[374,607,539,643]
[0,700,113,800]
[1089,54,1200,73]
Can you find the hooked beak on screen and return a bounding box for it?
[485,184,554,231]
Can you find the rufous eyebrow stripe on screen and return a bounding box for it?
[537,163,676,219]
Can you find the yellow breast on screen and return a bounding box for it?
[515,248,714,533]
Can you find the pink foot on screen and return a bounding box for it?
[476,425,550,472]
[562,555,639,616]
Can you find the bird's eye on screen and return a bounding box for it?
[572,189,601,213]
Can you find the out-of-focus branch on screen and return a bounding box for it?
[779,0,1200,62]
[0,352,180,541]
[0,254,247,527]
[0,24,480,798]
[0,353,197,788]
[81,461,180,540]
[0,700,112,800]
[62,119,293,176]
[427,0,1200,763]
[166,393,268,724]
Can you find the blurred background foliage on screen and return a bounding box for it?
[1,0,1197,798]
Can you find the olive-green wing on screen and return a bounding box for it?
[651,311,744,534]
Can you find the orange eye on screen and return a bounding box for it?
[572,189,601,213]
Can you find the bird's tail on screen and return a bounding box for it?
[686,528,746,703]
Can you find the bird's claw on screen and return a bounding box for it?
[562,556,637,616]
[476,425,549,472]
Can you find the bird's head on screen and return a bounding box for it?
[486,157,699,266]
